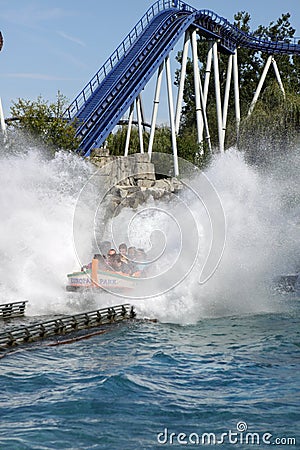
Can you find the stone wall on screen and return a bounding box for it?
[89,149,182,215]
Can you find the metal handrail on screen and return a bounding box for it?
[64,1,195,120]
[64,1,300,121]
[75,9,182,139]
[196,9,300,52]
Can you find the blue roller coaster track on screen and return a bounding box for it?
[64,0,300,156]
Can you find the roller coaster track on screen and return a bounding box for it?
[64,0,300,156]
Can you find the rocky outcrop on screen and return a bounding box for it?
[89,149,182,216]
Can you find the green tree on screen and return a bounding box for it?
[106,125,149,155]
[10,92,80,151]
[106,124,173,156]
[106,123,212,168]
[152,125,172,154]
[240,82,300,167]
[254,13,300,94]
[175,11,299,165]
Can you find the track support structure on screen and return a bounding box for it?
[61,3,298,170]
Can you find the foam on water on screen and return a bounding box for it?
[0,134,298,322]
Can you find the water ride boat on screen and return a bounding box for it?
[66,258,138,293]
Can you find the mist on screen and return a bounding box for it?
[0,135,298,323]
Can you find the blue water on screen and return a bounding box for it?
[1,296,299,449]
[0,143,299,448]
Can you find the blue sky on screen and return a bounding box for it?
[0,0,299,122]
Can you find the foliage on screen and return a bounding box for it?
[10,92,80,151]
[106,123,212,169]
[106,125,150,155]
[240,82,300,167]
[174,10,300,166]
[85,11,299,170]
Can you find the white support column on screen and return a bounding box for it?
[124,102,134,156]
[212,41,224,153]
[148,63,164,158]
[248,55,273,116]
[136,96,144,154]
[203,40,213,108]
[272,57,285,97]
[222,54,233,149]
[199,40,214,144]
[197,55,212,154]
[191,30,203,147]
[199,83,212,154]
[165,55,179,176]
[138,93,146,132]
[233,49,241,142]
[175,31,190,134]
[0,97,7,141]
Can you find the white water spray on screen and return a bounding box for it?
[135,148,299,323]
[0,135,298,322]
[0,138,94,315]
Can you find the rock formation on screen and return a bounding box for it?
[89,149,182,217]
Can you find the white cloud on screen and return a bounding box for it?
[57,31,85,47]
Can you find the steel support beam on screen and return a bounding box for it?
[248,55,273,116]
[191,30,203,148]
[213,41,224,153]
[199,83,212,154]
[203,40,213,108]
[175,31,190,134]
[139,93,147,132]
[272,57,285,97]
[136,95,144,153]
[124,102,134,156]
[222,54,233,149]
[233,49,241,142]
[0,97,7,141]
[148,63,164,158]
[165,56,179,176]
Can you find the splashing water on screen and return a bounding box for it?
[136,148,299,323]
[0,138,94,315]
[0,135,298,322]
